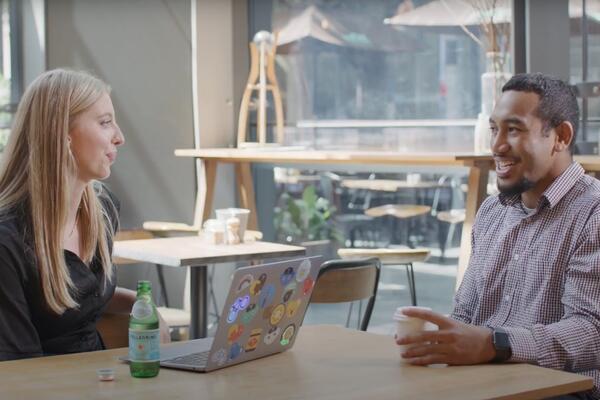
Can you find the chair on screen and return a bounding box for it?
[96,312,129,349]
[337,248,430,307]
[310,257,381,331]
[320,172,375,247]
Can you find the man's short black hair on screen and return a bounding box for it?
[502,73,579,151]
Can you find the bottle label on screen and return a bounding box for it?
[131,300,153,320]
[129,328,160,362]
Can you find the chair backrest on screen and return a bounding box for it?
[96,313,129,349]
[310,257,381,331]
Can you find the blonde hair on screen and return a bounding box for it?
[0,69,115,314]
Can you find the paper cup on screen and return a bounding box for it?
[393,306,431,362]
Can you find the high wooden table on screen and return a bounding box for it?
[175,148,493,285]
[2,325,592,399]
[113,237,305,339]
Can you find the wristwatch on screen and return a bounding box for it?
[491,327,512,363]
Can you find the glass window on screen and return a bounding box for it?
[569,0,600,149]
[0,0,21,152]
[251,0,513,151]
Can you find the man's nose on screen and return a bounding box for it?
[491,131,509,154]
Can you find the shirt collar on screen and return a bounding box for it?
[498,162,584,210]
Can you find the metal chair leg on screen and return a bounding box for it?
[357,300,363,330]
[207,265,220,329]
[346,302,354,328]
[405,262,417,306]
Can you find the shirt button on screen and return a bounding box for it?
[513,254,519,261]
[504,295,510,303]
[94,292,100,298]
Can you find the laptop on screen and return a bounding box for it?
[155,256,321,372]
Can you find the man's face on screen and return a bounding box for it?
[489,90,558,196]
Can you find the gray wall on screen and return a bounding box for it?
[47,0,195,229]
[46,1,249,313]
[46,0,196,299]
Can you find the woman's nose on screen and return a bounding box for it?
[113,124,125,146]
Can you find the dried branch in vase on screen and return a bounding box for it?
[462,0,511,73]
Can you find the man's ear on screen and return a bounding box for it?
[554,121,574,153]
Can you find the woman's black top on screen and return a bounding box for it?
[0,185,119,361]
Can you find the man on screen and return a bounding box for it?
[396,73,600,399]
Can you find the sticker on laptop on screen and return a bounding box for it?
[280,266,295,286]
[227,295,251,323]
[229,343,243,360]
[233,295,250,311]
[296,259,311,282]
[280,324,296,346]
[302,277,314,296]
[264,326,281,345]
[270,303,286,326]
[227,324,244,344]
[258,284,276,309]
[250,273,267,295]
[282,282,297,303]
[211,348,227,366]
[286,299,301,318]
[245,328,262,352]
[240,303,258,324]
[237,274,253,293]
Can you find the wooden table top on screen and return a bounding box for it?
[175,148,491,166]
[456,154,600,172]
[341,178,443,191]
[1,325,592,400]
[113,237,305,267]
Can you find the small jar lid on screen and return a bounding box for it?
[96,368,115,381]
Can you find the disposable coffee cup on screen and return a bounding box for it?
[393,306,432,362]
[215,208,250,242]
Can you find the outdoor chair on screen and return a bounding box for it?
[310,257,381,331]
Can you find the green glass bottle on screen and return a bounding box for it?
[129,280,160,378]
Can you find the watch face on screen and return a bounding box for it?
[492,329,512,362]
[494,330,510,349]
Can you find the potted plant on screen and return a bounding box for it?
[274,185,343,259]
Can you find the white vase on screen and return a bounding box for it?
[475,52,512,153]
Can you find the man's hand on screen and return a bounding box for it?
[395,308,496,365]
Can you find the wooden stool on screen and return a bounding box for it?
[338,248,430,306]
[365,204,431,247]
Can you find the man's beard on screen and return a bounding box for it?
[497,178,536,196]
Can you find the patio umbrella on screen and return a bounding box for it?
[276,5,418,53]
[384,0,600,27]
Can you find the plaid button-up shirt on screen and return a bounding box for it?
[452,162,600,398]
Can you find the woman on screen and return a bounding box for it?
[0,69,168,361]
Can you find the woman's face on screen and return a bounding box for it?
[69,93,124,182]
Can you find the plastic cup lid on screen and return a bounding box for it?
[393,306,432,321]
